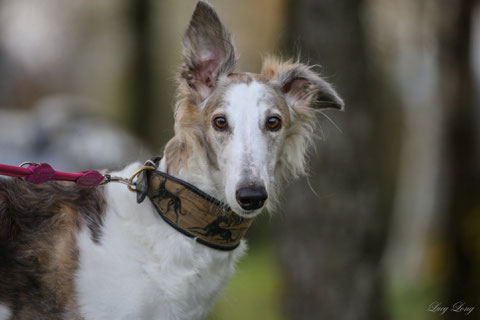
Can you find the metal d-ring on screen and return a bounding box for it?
[127,165,156,192]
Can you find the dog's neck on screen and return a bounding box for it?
[159,135,224,202]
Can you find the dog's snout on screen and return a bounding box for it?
[235,183,268,211]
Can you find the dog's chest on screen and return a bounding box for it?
[74,180,245,320]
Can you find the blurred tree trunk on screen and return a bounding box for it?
[278,0,400,319]
[131,0,154,143]
[438,0,480,317]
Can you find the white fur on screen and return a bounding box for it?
[75,163,247,320]
[0,304,11,320]
[207,81,286,217]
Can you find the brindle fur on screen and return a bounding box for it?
[0,178,105,319]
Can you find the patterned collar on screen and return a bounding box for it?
[142,169,254,251]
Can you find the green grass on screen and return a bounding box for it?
[207,245,286,320]
[387,279,443,320]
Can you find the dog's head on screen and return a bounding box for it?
[171,0,343,218]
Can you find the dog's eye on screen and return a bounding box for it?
[213,116,228,131]
[266,116,282,131]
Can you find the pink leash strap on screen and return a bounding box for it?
[0,163,105,188]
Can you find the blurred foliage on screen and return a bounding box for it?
[387,280,443,320]
[208,244,286,320]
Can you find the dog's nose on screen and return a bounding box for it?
[235,183,268,211]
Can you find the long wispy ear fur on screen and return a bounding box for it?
[179,0,236,102]
[262,57,344,180]
[262,56,344,111]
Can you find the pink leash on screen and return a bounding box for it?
[0,163,105,188]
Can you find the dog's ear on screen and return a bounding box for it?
[180,0,236,100]
[262,58,344,180]
[262,57,344,111]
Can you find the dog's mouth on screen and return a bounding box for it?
[237,199,266,211]
[231,200,267,218]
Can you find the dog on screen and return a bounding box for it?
[0,1,343,319]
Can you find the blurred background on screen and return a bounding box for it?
[0,0,479,319]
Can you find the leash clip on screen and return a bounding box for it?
[19,161,39,168]
[100,174,130,186]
